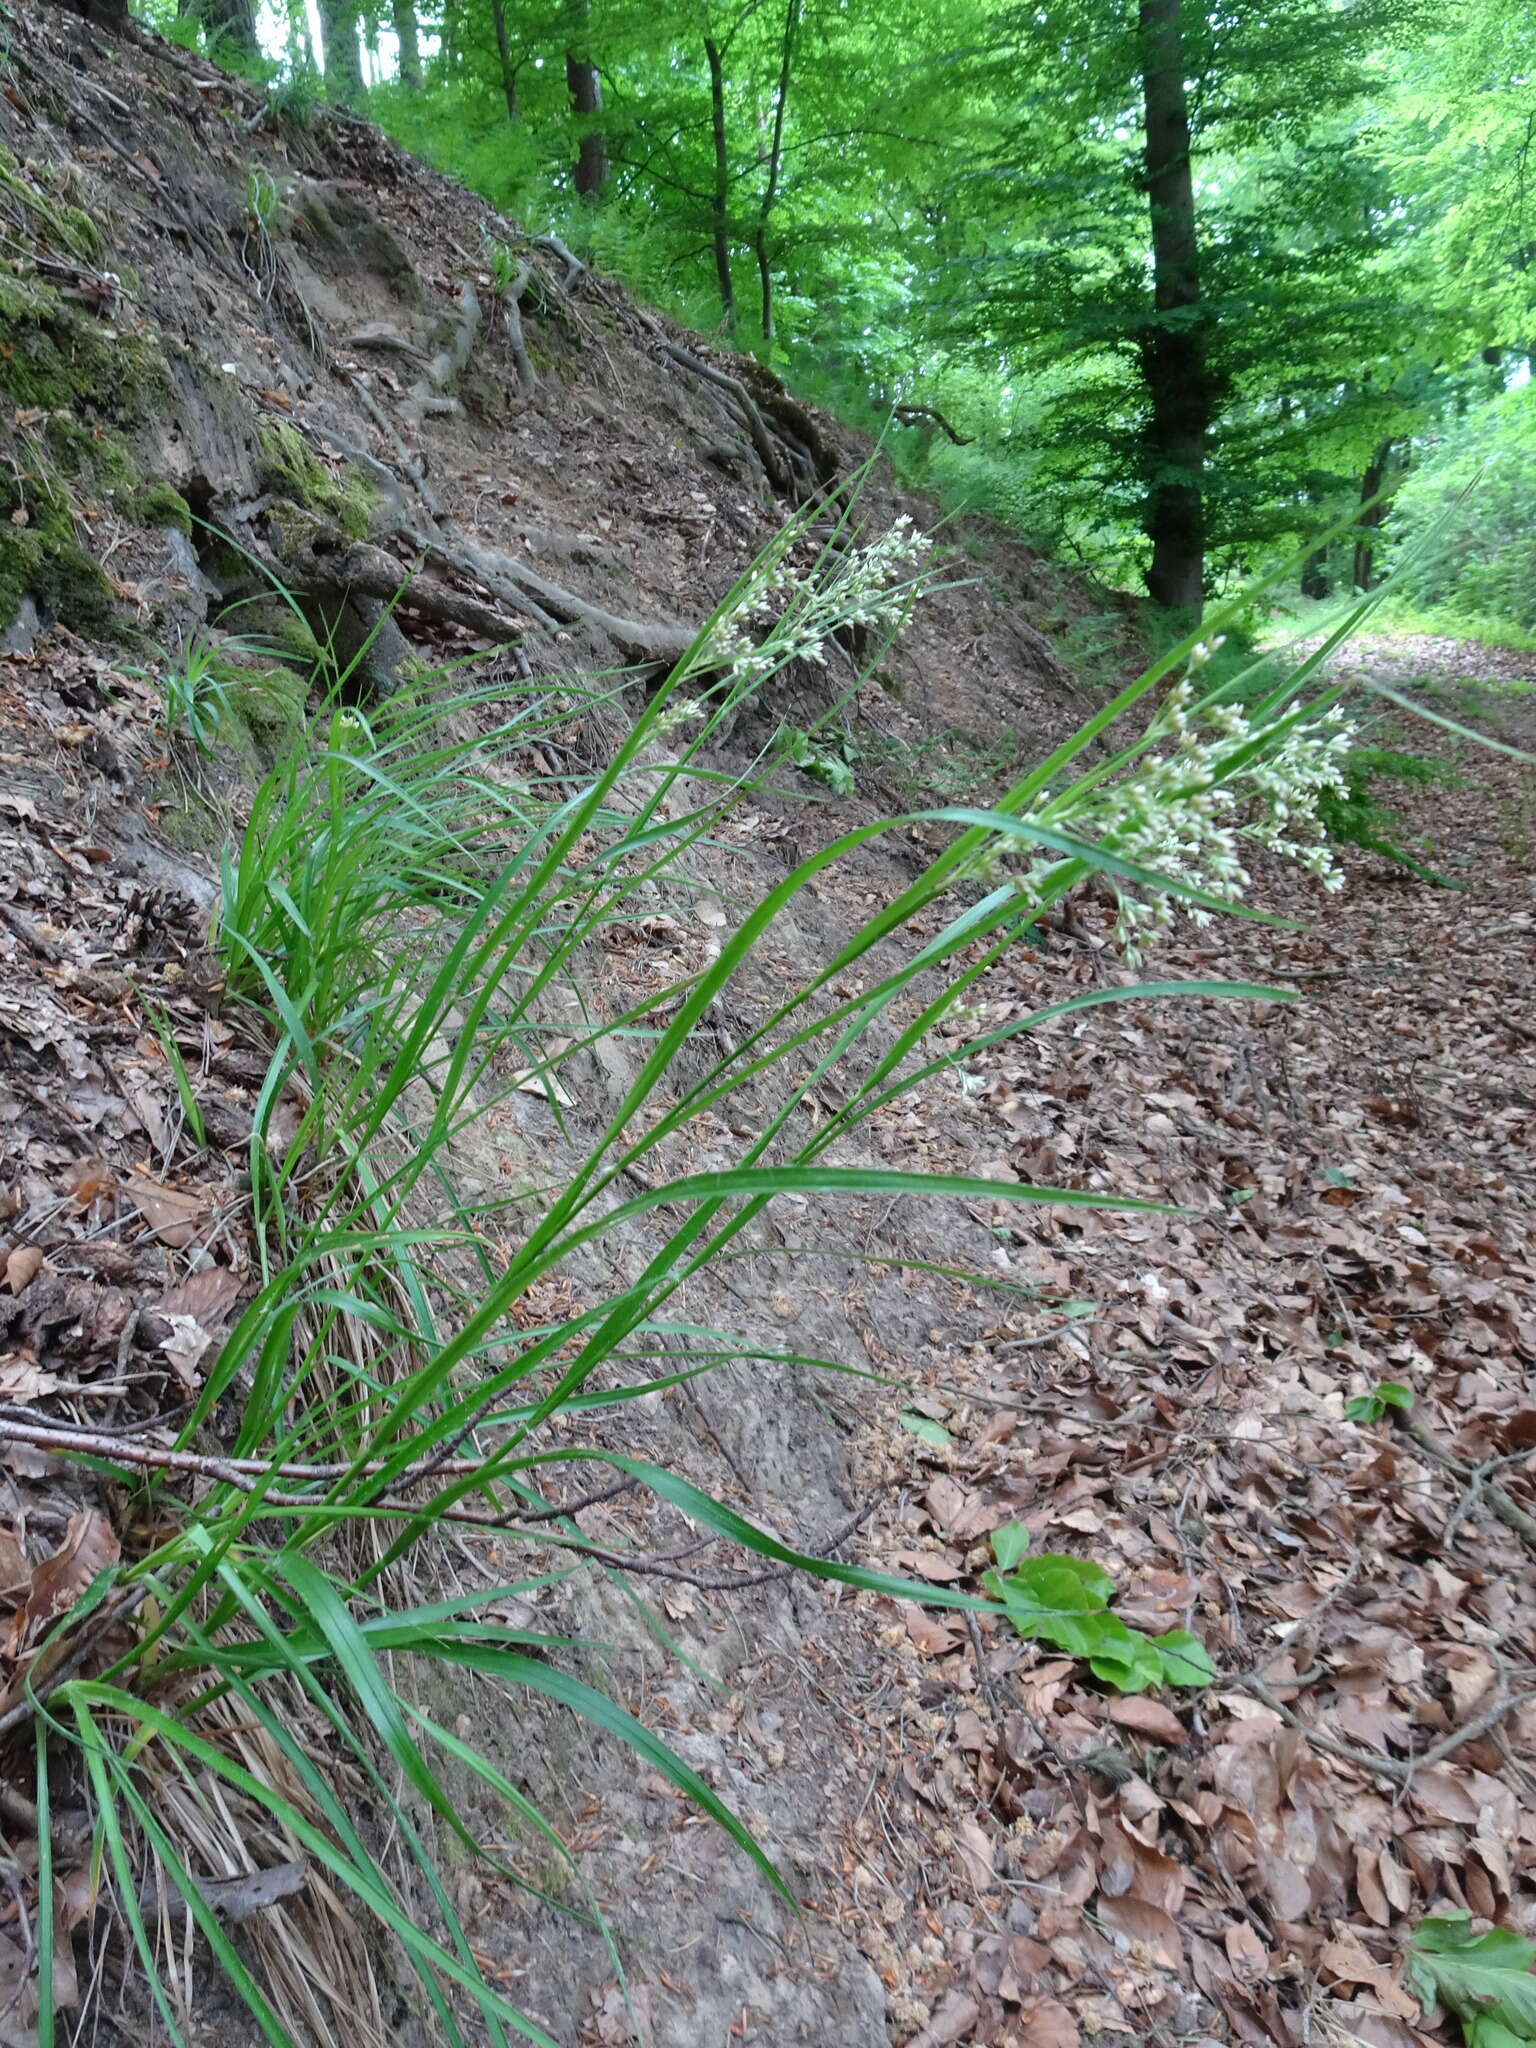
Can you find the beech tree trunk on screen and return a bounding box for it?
[753,0,799,341]
[393,0,422,87]
[317,0,366,104]
[566,8,608,199]
[180,0,259,61]
[1137,0,1206,615]
[1352,438,1395,591]
[705,36,737,329]
[490,0,520,120]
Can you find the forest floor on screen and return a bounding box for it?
[822,631,1536,2048]
[2,15,1535,2042]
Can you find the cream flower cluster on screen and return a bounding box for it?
[705,515,932,687]
[991,678,1357,964]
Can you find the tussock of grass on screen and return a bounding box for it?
[31,504,1504,2045]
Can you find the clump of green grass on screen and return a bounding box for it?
[23,506,1516,2045]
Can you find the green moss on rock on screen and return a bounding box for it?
[256,421,377,540]
[133,481,193,533]
[0,274,168,420]
[0,473,112,634]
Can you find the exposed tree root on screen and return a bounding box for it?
[401,280,481,425]
[294,534,542,646]
[500,258,539,397]
[657,337,793,493]
[295,529,696,670]
[531,232,585,293]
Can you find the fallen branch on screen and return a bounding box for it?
[0,1410,880,1591]
[891,402,973,446]
[1393,1409,1536,1547]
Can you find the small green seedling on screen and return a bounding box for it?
[983,1524,1215,1694]
[1344,1380,1414,1425]
[782,725,858,795]
[1406,1912,1536,2047]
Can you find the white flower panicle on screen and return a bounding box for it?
[976,679,1357,965]
[703,515,932,687]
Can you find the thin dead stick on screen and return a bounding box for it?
[0,1587,149,1744]
[0,1411,882,1589]
[1392,1411,1536,1547]
[0,1414,490,1487]
[964,1612,1004,1723]
[1244,1677,1536,1788]
[1221,1552,1361,1689]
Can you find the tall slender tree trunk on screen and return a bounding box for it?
[1352,438,1395,591]
[566,1,607,200]
[182,0,259,63]
[490,0,520,120]
[393,0,422,87]
[1137,0,1206,614]
[704,36,737,330]
[317,0,366,103]
[753,0,799,342]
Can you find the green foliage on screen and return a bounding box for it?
[782,722,860,794]
[1388,386,1536,633]
[1344,1379,1415,1424]
[130,627,292,757]
[483,234,522,297]
[984,1525,1215,1693]
[268,67,326,127]
[1407,1913,1536,2047]
[1315,746,1461,885]
[245,164,280,234]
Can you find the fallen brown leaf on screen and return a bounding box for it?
[1107,1695,1186,1743]
[16,1508,119,1640]
[126,1174,210,1250]
[3,1246,43,1295]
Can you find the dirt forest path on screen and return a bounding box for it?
[831,633,1536,2048]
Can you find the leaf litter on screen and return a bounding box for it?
[828,663,1536,2047]
[0,530,1533,2040]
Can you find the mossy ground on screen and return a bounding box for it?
[0,271,192,631]
[0,469,113,634]
[256,420,378,540]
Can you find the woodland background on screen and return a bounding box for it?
[149,0,1536,638]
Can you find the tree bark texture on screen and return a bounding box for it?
[490,0,521,120]
[1138,0,1206,614]
[566,18,608,198]
[393,0,422,88]
[1352,438,1395,591]
[178,0,259,61]
[317,0,366,105]
[705,36,737,329]
[754,0,799,341]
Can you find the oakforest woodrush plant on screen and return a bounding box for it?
[23,506,1417,2046]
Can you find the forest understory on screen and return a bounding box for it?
[0,9,1533,2048]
